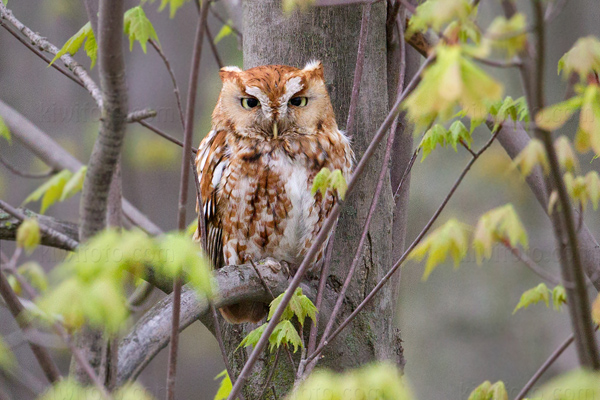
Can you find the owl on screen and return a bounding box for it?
[195,61,353,323]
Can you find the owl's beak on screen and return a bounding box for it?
[272,121,278,139]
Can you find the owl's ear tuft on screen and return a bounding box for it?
[219,66,242,82]
[303,60,324,79]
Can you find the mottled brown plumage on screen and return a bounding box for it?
[195,62,353,323]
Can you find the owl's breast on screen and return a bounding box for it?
[219,148,326,267]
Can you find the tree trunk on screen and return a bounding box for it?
[215,2,405,398]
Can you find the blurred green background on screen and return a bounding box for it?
[1,1,599,399]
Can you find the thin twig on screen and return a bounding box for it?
[167,1,210,399]
[205,25,225,69]
[149,39,186,130]
[0,154,56,178]
[209,6,242,39]
[0,199,79,250]
[514,326,600,400]
[226,53,435,400]
[345,3,372,137]
[393,148,418,202]
[258,347,281,399]
[500,240,562,287]
[303,100,398,378]
[0,270,62,384]
[137,120,198,153]
[472,56,523,69]
[305,129,501,365]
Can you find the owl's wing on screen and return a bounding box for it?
[195,130,229,269]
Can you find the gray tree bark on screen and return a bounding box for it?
[210,2,405,398]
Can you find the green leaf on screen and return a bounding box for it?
[238,323,266,350]
[558,36,600,80]
[328,169,348,200]
[534,369,600,400]
[18,262,48,293]
[214,370,232,400]
[268,288,317,327]
[473,204,528,263]
[563,171,600,211]
[50,22,97,68]
[214,24,233,44]
[16,218,41,253]
[485,13,527,58]
[512,139,550,177]
[0,338,16,372]
[291,362,414,400]
[576,85,600,156]
[60,166,86,201]
[552,285,567,311]
[468,380,508,400]
[0,116,11,145]
[535,96,583,131]
[158,0,191,18]
[23,169,73,213]
[554,136,580,173]
[115,383,157,400]
[405,45,503,130]
[408,218,471,280]
[419,124,447,161]
[513,283,550,314]
[407,0,474,36]
[311,167,331,196]
[269,319,302,353]
[448,120,471,150]
[124,6,159,53]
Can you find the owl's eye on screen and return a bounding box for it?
[241,97,259,109]
[289,97,308,107]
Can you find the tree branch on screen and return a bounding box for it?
[116,259,315,385]
[0,100,162,237]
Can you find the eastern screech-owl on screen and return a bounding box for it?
[195,61,353,323]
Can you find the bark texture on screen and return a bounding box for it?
[212,2,403,398]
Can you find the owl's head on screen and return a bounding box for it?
[212,61,337,139]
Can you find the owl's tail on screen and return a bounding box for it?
[219,302,267,324]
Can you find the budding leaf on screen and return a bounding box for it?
[60,166,86,201]
[124,6,159,53]
[473,204,528,264]
[311,167,331,196]
[23,169,73,213]
[328,169,348,200]
[407,0,474,36]
[238,324,266,350]
[468,380,508,400]
[50,22,97,68]
[554,136,580,173]
[16,218,41,253]
[552,285,567,311]
[214,370,232,400]
[0,116,11,145]
[158,0,192,18]
[513,283,550,314]
[575,85,600,156]
[214,24,233,44]
[512,139,550,177]
[558,36,600,80]
[485,13,527,59]
[269,319,302,353]
[408,218,471,280]
[18,262,48,292]
[535,96,583,131]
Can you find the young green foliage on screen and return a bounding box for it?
[124,6,159,53]
[214,370,232,400]
[512,139,550,177]
[563,171,600,210]
[575,84,600,155]
[50,22,97,68]
[554,136,580,173]
[311,167,348,200]
[18,262,48,293]
[487,96,529,131]
[529,369,600,400]
[408,218,471,280]
[418,121,473,161]
[0,338,16,372]
[16,218,41,254]
[23,167,88,213]
[407,0,474,37]
[473,204,528,264]
[239,287,317,353]
[558,36,600,80]
[214,24,233,44]
[535,96,583,132]
[157,0,192,18]
[0,116,11,145]
[512,283,568,314]
[484,13,527,59]
[35,229,212,334]
[38,379,156,400]
[404,45,503,130]
[468,380,508,400]
[288,362,414,400]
